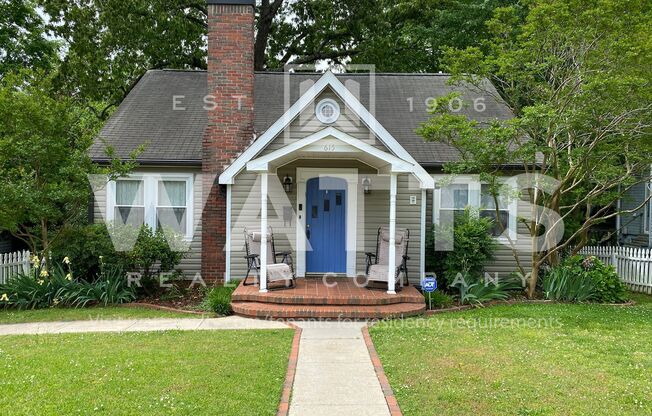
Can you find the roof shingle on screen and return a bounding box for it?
[90,70,514,166]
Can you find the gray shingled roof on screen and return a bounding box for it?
[90,70,515,166]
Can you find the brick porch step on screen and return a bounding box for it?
[232,301,426,320]
[232,279,425,306]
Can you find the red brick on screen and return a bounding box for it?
[202,3,255,282]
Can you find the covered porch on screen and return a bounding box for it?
[222,127,434,296]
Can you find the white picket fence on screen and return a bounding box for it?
[0,250,32,284]
[580,246,652,294]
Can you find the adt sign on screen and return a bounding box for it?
[421,276,437,293]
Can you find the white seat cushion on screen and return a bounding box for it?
[266,263,293,282]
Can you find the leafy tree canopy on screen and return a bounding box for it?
[38,0,513,116]
[0,0,57,78]
[419,0,652,297]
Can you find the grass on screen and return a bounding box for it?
[370,293,652,416]
[0,329,293,415]
[0,306,208,324]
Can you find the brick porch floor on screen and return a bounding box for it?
[231,278,425,319]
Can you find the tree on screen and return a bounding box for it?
[0,71,138,260]
[351,0,519,73]
[0,0,57,78]
[40,0,512,116]
[418,0,652,297]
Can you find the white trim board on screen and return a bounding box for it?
[296,167,358,278]
[219,71,434,189]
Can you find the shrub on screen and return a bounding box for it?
[73,265,136,307]
[543,255,628,303]
[427,208,497,288]
[423,291,455,309]
[201,282,240,316]
[0,257,136,310]
[53,223,185,295]
[52,224,121,280]
[453,274,523,305]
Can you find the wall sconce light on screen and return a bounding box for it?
[362,177,372,194]
[283,175,293,193]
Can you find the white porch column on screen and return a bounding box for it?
[259,173,268,293]
[225,184,232,283]
[387,173,397,294]
[420,189,426,281]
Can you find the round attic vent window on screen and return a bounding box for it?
[315,99,340,124]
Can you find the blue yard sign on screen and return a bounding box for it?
[422,276,437,293]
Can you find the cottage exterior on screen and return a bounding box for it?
[89,0,530,315]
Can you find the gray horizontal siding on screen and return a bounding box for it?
[620,181,648,237]
[260,89,387,157]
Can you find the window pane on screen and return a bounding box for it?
[157,207,187,234]
[480,210,510,237]
[441,184,469,209]
[158,181,186,207]
[481,184,507,210]
[116,180,143,206]
[115,207,144,227]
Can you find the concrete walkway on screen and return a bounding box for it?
[290,321,390,416]
[0,316,289,335]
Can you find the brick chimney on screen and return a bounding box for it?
[202,0,255,282]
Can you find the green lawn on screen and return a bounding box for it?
[370,293,652,416]
[0,329,293,415]
[0,306,208,324]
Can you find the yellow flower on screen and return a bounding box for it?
[31,255,40,267]
[37,280,44,286]
[66,273,73,281]
[0,294,8,302]
[40,269,49,278]
[63,256,71,265]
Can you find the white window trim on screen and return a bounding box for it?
[432,174,518,241]
[107,173,194,241]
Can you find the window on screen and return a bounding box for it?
[108,173,193,240]
[433,175,517,240]
[440,183,470,223]
[157,181,187,235]
[480,184,510,237]
[315,99,340,124]
[114,180,144,227]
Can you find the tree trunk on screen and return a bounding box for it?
[527,258,540,298]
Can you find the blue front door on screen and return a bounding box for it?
[306,177,347,273]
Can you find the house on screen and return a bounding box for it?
[89,0,528,318]
[618,167,652,248]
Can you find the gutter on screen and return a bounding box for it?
[91,158,202,167]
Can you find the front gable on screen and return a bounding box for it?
[219,71,434,189]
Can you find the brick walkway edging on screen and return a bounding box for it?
[362,326,403,416]
[277,323,302,416]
